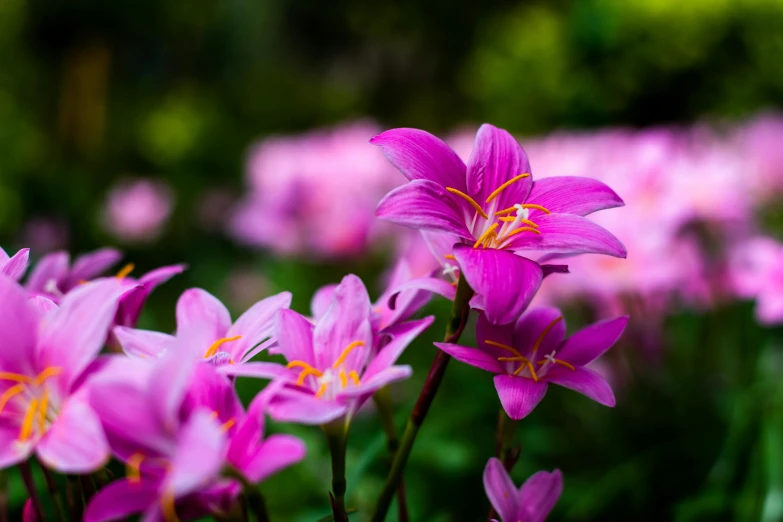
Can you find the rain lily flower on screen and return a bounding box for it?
[113,287,291,374]
[110,263,187,328]
[102,178,174,243]
[26,248,122,300]
[436,307,628,419]
[374,124,625,324]
[0,276,129,473]
[265,274,433,424]
[484,457,562,522]
[0,247,29,281]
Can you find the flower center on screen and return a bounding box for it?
[286,340,365,400]
[203,335,242,360]
[0,367,62,442]
[485,316,573,380]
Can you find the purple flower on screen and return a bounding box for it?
[436,307,628,419]
[102,179,174,243]
[484,457,562,522]
[26,248,122,299]
[373,124,625,324]
[0,247,29,281]
[113,288,291,373]
[266,274,433,424]
[0,276,128,473]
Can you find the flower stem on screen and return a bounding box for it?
[40,465,68,522]
[324,420,349,522]
[18,462,44,521]
[489,408,521,521]
[246,488,270,522]
[371,276,474,522]
[0,471,7,522]
[373,387,409,522]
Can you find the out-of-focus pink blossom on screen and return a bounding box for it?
[228,121,403,259]
[102,179,174,243]
[728,237,783,325]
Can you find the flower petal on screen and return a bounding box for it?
[218,362,290,380]
[116,264,186,327]
[267,390,347,425]
[28,296,58,318]
[36,399,110,474]
[376,180,472,239]
[175,288,232,354]
[312,274,373,370]
[26,251,69,294]
[363,317,434,381]
[0,276,38,374]
[227,292,292,362]
[149,348,197,433]
[165,409,226,497]
[513,307,566,359]
[506,214,627,259]
[556,316,628,366]
[84,479,159,522]
[66,248,122,289]
[453,246,543,325]
[466,124,532,211]
[338,365,413,398]
[526,177,624,217]
[370,128,467,191]
[483,457,521,522]
[1,248,29,281]
[240,434,306,483]
[546,367,616,407]
[0,424,33,468]
[518,469,563,522]
[273,309,315,365]
[387,276,457,311]
[434,343,503,373]
[113,327,175,359]
[475,312,516,359]
[493,375,548,420]
[310,284,337,321]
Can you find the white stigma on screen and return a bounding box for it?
[513,204,530,220]
[543,350,557,365]
[43,279,64,298]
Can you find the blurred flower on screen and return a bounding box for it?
[0,246,28,281]
[26,247,121,299]
[728,237,783,325]
[483,457,562,522]
[228,121,402,259]
[19,218,69,253]
[436,307,627,420]
[0,277,127,473]
[102,178,174,243]
[374,124,625,324]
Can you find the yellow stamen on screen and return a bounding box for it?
[0,372,33,384]
[0,384,27,414]
[484,340,523,358]
[161,491,180,522]
[19,398,38,441]
[531,316,563,354]
[339,370,348,388]
[34,367,62,386]
[315,383,328,398]
[126,453,145,484]
[348,370,360,386]
[37,388,49,434]
[203,335,242,359]
[473,223,499,248]
[483,233,497,249]
[494,206,518,216]
[498,216,539,228]
[502,227,541,240]
[497,356,530,362]
[555,360,575,371]
[332,341,366,368]
[115,263,135,280]
[446,187,489,219]
[513,361,539,381]
[294,367,323,386]
[444,254,456,260]
[485,174,530,203]
[521,203,550,214]
[220,419,236,432]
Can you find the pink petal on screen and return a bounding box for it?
[434,343,503,373]
[493,375,548,420]
[186,364,244,422]
[84,479,159,522]
[376,180,473,239]
[310,284,337,320]
[363,316,434,381]
[165,409,226,497]
[28,296,58,318]
[475,312,516,358]
[466,124,532,211]
[113,326,175,359]
[513,307,566,358]
[387,277,457,310]
[218,362,290,380]
[227,291,292,362]
[453,246,543,325]
[526,176,624,217]
[556,316,628,366]
[267,391,347,425]
[26,251,69,293]
[370,127,467,191]
[483,457,521,522]
[507,213,627,259]
[36,399,110,474]
[241,434,306,483]
[175,288,232,352]
[546,367,616,407]
[1,248,30,281]
[0,276,38,374]
[312,274,373,370]
[117,264,186,327]
[0,424,33,468]
[338,365,412,398]
[274,309,316,365]
[518,469,563,522]
[66,248,122,289]
[150,349,197,432]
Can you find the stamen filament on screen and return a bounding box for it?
[126,453,145,483]
[502,227,541,240]
[521,203,550,214]
[498,216,539,228]
[203,335,242,359]
[339,370,348,388]
[220,419,236,432]
[348,370,360,385]
[484,340,523,358]
[531,316,564,354]
[494,207,518,216]
[497,356,530,362]
[0,372,33,384]
[34,367,62,386]
[19,398,38,441]
[473,224,499,248]
[37,389,49,434]
[445,188,489,219]
[485,174,530,203]
[115,263,135,280]
[315,383,328,398]
[333,341,366,368]
[161,491,180,522]
[0,384,26,414]
[444,254,456,260]
[294,367,323,386]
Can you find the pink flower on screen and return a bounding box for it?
[484,457,562,522]
[102,179,174,243]
[436,307,628,419]
[728,237,783,325]
[0,247,29,281]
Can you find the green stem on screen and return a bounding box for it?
[246,488,270,522]
[325,420,349,522]
[39,465,68,522]
[371,276,474,522]
[373,387,410,522]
